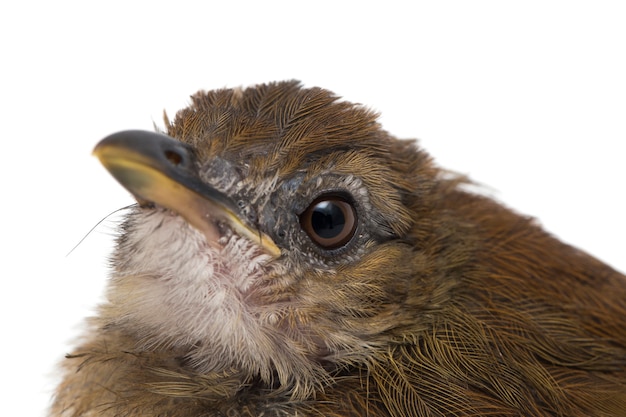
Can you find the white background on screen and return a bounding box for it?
[2,1,625,415]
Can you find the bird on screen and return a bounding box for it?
[50,80,626,417]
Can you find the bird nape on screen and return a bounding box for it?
[51,81,626,417]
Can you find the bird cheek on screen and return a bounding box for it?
[258,206,295,250]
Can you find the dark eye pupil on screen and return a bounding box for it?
[300,195,357,250]
[310,201,347,239]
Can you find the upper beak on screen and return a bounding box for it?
[93,130,280,257]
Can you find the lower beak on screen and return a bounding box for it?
[93,130,280,257]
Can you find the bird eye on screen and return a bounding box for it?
[300,195,357,249]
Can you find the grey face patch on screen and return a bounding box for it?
[199,156,242,196]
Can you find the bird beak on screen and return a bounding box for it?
[93,130,280,257]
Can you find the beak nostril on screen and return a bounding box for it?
[164,150,183,166]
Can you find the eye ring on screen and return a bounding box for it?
[300,195,357,250]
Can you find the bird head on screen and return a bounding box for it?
[93,81,457,398]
